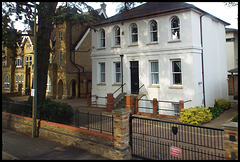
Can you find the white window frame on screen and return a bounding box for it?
[150,61,159,85]
[99,28,105,48]
[149,20,158,42]
[4,75,10,89]
[16,57,22,68]
[113,26,121,46]
[99,62,105,83]
[26,56,32,67]
[171,59,182,86]
[114,62,121,84]
[170,16,180,40]
[130,23,138,44]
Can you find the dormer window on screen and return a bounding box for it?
[130,23,138,44]
[99,29,105,48]
[171,16,180,40]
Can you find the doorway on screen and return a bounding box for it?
[130,61,139,94]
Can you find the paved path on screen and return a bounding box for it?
[202,102,238,128]
[2,128,109,160]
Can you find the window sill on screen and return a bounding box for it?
[16,66,23,68]
[111,45,121,49]
[128,43,139,47]
[112,83,121,86]
[146,42,158,45]
[97,47,106,50]
[169,85,183,89]
[97,83,106,86]
[148,85,160,88]
[168,39,181,43]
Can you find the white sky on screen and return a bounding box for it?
[13,2,238,30]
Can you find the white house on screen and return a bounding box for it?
[91,2,230,114]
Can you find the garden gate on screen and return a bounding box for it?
[129,115,225,160]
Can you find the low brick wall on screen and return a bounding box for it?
[2,112,130,160]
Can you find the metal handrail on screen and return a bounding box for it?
[113,83,126,95]
[139,84,144,91]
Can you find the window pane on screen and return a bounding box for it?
[150,21,157,31]
[116,73,121,83]
[172,61,181,72]
[101,73,105,82]
[151,32,158,42]
[151,62,158,72]
[151,74,159,84]
[173,73,182,84]
[171,17,179,28]
[100,63,105,72]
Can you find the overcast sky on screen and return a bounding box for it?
[13,2,238,30]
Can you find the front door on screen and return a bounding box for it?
[130,61,139,94]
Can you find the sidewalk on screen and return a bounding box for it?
[2,128,109,160]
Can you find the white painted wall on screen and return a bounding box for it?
[91,9,229,109]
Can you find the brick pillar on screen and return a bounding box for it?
[134,97,138,114]
[112,109,131,160]
[107,93,114,112]
[179,100,184,116]
[153,98,158,115]
[86,94,91,106]
[125,94,133,114]
[222,122,238,160]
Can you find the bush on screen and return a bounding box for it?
[214,98,231,110]
[231,115,238,122]
[38,99,74,125]
[209,105,225,119]
[180,106,213,125]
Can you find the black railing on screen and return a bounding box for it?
[74,110,114,135]
[113,83,126,95]
[130,115,225,160]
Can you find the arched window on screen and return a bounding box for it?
[114,26,121,46]
[59,51,63,67]
[171,16,180,40]
[130,23,138,44]
[149,20,158,42]
[99,28,105,47]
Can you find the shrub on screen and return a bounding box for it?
[180,106,213,125]
[231,115,238,122]
[209,105,225,119]
[38,99,74,124]
[214,98,231,110]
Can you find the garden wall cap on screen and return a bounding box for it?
[222,122,238,129]
[112,109,131,115]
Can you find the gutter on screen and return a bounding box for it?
[200,14,206,107]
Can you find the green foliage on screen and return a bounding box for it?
[38,99,74,125]
[208,105,225,119]
[214,98,231,110]
[231,115,238,122]
[180,106,213,125]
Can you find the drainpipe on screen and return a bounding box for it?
[200,14,206,107]
[69,21,83,98]
[120,54,124,93]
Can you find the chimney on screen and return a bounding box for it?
[100,3,106,13]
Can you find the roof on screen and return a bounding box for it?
[226,28,238,33]
[228,67,238,74]
[94,2,230,27]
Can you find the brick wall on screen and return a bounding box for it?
[222,122,238,160]
[2,111,131,160]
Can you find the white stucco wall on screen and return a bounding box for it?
[91,9,229,110]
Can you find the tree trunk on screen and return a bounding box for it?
[36,2,58,103]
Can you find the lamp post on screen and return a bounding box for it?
[32,2,37,138]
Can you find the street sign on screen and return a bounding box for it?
[170,146,181,158]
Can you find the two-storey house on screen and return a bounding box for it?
[91,2,230,114]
